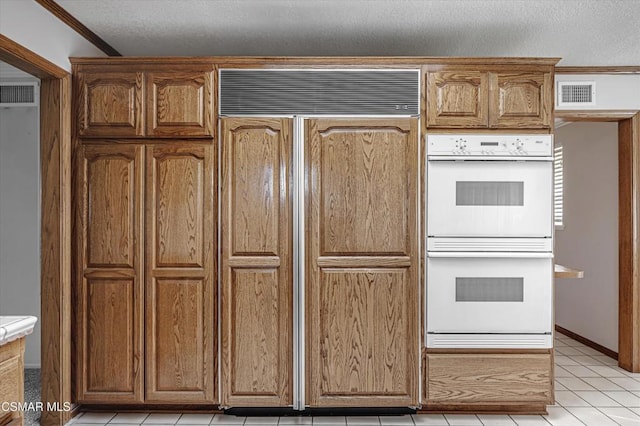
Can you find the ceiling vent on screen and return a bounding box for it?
[0,82,39,107]
[219,69,419,116]
[557,81,596,107]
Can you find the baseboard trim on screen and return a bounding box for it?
[555,325,618,360]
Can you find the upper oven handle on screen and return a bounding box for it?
[427,156,553,161]
[427,252,554,259]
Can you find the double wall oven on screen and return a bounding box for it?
[426,134,554,348]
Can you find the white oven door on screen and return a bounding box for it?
[426,252,553,335]
[427,160,552,237]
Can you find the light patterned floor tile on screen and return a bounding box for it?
[210,414,246,424]
[508,415,551,426]
[554,390,590,407]
[609,377,640,391]
[542,406,583,426]
[476,414,516,425]
[554,356,580,366]
[603,391,640,407]
[554,380,568,390]
[573,390,621,407]
[443,414,482,425]
[562,365,600,378]
[143,414,181,424]
[553,366,573,378]
[176,414,215,425]
[555,377,596,391]
[345,416,380,425]
[570,355,605,366]
[379,416,414,425]
[585,365,627,377]
[411,414,447,425]
[590,355,617,366]
[581,377,624,391]
[245,417,279,425]
[76,413,117,424]
[278,417,314,425]
[110,413,150,424]
[598,407,640,426]
[555,347,584,356]
[573,346,605,356]
[564,407,617,425]
[312,416,347,425]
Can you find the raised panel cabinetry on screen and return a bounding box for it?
[75,144,144,402]
[75,143,216,404]
[426,70,552,129]
[307,118,419,407]
[145,144,215,402]
[146,71,214,137]
[427,71,488,128]
[75,68,213,138]
[76,72,144,137]
[220,118,293,407]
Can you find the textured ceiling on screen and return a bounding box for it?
[57,0,640,66]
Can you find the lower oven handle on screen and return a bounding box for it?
[427,251,554,259]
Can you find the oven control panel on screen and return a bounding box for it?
[427,134,553,157]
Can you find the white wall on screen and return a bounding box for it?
[556,74,640,110]
[0,65,41,366]
[0,0,106,72]
[555,122,618,352]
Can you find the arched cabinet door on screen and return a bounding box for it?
[145,143,216,403]
[489,72,552,128]
[426,71,489,128]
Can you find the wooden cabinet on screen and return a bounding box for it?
[146,71,213,137]
[0,339,25,425]
[75,144,144,403]
[77,72,144,137]
[75,143,216,404]
[306,118,419,407]
[75,68,214,138]
[489,72,552,128]
[426,70,552,129]
[220,118,293,407]
[145,144,216,402]
[427,71,488,128]
[425,352,553,410]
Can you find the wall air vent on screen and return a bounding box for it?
[219,69,419,116]
[0,83,38,107]
[557,81,596,107]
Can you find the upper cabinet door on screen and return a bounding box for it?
[489,72,552,128]
[426,71,489,128]
[146,71,214,137]
[77,72,144,137]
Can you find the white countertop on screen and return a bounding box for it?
[0,316,38,346]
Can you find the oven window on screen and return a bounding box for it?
[455,277,524,302]
[456,181,524,206]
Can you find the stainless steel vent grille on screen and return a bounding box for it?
[219,69,419,116]
[0,84,37,106]
[558,81,596,107]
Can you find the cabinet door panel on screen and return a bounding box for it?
[307,119,418,407]
[77,72,144,137]
[221,118,292,407]
[427,71,488,128]
[146,144,215,403]
[489,72,552,128]
[76,144,144,403]
[147,71,213,137]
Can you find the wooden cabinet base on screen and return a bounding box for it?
[0,339,25,426]
[424,350,553,413]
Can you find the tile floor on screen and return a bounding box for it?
[69,333,640,426]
